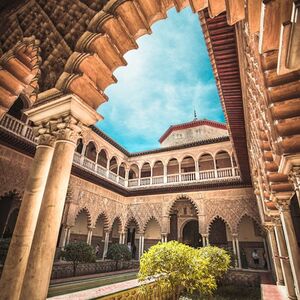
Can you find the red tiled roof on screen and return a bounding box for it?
[159,119,227,143]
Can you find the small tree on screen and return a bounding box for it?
[61,241,96,276]
[138,241,230,298]
[106,243,131,270]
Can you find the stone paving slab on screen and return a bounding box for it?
[261,284,288,300]
[47,278,143,300]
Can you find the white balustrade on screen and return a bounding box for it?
[140,177,151,186]
[217,168,233,178]
[199,170,215,180]
[109,171,118,182]
[73,152,81,164]
[181,172,196,182]
[96,165,107,177]
[128,179,139,187]
[0,114,35,141]
[152,176,164,185]
[83,157,95,170]
[234,168,240,176]
[167,174,180,183]
[119,177,125,186]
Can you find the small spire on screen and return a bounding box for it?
[193,108,197,120]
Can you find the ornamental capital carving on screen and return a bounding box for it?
[274,198,291,212]
[36,133,56,147]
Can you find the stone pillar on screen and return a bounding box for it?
[161,233,167,243]
[266,225,284,285]
[20,124,81,300]
[87,227,93,245]
[232,234,241,268]
[125,169,129,187]
[274,219,297,299]
[195,160,200,180]
[102,231,110,259]
[163,164,168,184]
[94,152,99,171]
[106,159,110,178]
[0,134,55,300]
[59,225,71,249]
[278,200,300,297]
[263,237,271,271]
[202,234,208,247]
[19,94,101,300]
[139,234,144,259]
[80,143,87,164]
[213,158,218,178]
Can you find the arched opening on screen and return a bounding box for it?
[182,220,202,248]
[110,217,121,244]
[97,149,108,168]
[125,218,139,260]
[167,158,179,183]
[198,153,215,180]
[92,213,108,257]
[76,138,84,154]
[85,141,97,161]
[70,210,89,243]
[140,162,151,185]
[108,157,118,181]
[290,194,300,247]
[168,197,199,245]
[7,97,27,120]
[181,156,196,182]
[0,191,21,238]
[144,218,161,251]
[238,215,265,270]
[118,163,126,186]
[209,217,231,248]
[109,157,118,174]
[215,150,232,178]
[3,209,19,238]
[128,164,139,187]
[152,160,164,185]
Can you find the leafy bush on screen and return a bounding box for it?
[138,242,230,297]
[61,242,96,276]
[0,238,11,265]
[106,243,131,270]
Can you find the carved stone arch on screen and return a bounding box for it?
[197,151,214,161]
[142,216,162,234]
[73,207,92,227]
[94,211,110,231]
[214,149,231,160]
[109,215,123,233]
[235,213,263,236]
[165,194,200,217]
[207,215,233,235]
[124,216,141,234]
[85,138,100,153]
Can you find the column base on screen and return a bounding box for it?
[277,280,284,285]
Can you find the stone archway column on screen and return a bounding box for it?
[266,225,284,285]
[102,231,110,259]
[20,128,80,300]
[202,234,208,247]
[289,167,300,208]
[19,94,101,300]
[232,234,241,268]
[138,234,145,259]
[0,135,55,300]
[87,227,93,245]
[274,219,297,299]
[277,200,300,298]
[59,225,72,249]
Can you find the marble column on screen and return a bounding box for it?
[202,234,208,247]
[195,160,200,180]
[102,231,110,259]
[0,134,55,300]
[274,219,297,299]
[235,237,242,269]
[59,225,71,249]
[278,201,300,298]
[87,227,93,245]
[266,225,284,285]
[138,234,144,259]
[20,122,81,300]
[163,164,168,184]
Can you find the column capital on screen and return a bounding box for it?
[35,133,56,147]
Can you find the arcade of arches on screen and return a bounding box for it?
[0,1,300,300]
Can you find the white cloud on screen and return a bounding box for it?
[97,8,224,152]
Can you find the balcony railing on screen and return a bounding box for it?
[0,113,242,189]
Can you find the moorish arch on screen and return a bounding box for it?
[143,217,161,251]
[237,214,265,270]
[110,216,122,244]
[124,216,141,259]
[208,216,232,248]
[167,195,200,245]
[69,208,92,243]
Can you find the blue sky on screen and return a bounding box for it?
[97,7,224,152]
